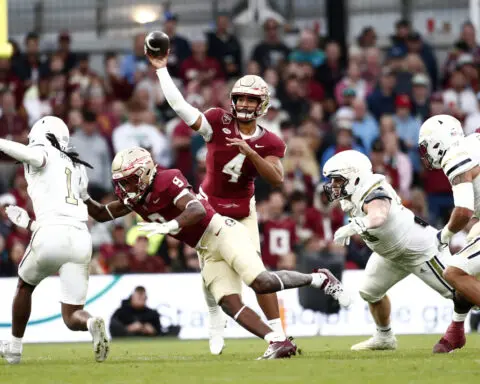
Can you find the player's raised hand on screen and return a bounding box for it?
[146,49,169,69]
[226,137,255,157]
[5,205,30,229]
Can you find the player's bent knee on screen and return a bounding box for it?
[359,289,384,304]
[250,272,276,294]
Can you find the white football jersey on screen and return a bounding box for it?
[346,173,436,266]
[25,145,88,226]
[441,133,480,217]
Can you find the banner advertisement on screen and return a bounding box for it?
[0,271,464,343]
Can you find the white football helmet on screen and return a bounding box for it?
[29,116,70,149]
[112,147,156,205]
[230,75,270,121]
[418,114,464,169]
[323,150,373,202]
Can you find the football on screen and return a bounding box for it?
[144,31,170,58]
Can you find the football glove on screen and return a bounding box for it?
[333,217,368,246]
[5,205,36,231]
[138,220,180,237]
[436,227,454,252]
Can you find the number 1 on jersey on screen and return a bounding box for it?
[222,153,246,183]
[65,167,78,205]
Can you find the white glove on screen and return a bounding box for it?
[79,166,90,201]
[436,227,454,252]
[340,199,355,213]
[5,205,33,230]
[333,217,368,246]
[138,220,180,237]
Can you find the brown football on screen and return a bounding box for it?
[144,31,170,58]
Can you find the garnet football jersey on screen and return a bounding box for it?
[200,107,287,219]
[131,166,216,248]
[261,217,296,270]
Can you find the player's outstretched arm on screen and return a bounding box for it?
[84,198,131,222]
[147,52,212,140]
[138,193,206,237]
[0,138,46,168]
[333,197,391,246]
[439,168,478,245]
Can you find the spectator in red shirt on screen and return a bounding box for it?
[179,35,224,86]
[0,58,25,109]
[128,236,166,274]
[260,190,296,271]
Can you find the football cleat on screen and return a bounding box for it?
[208,311,226,355]
[433,322,466,353]
[0,341,21,364]
[257,338,297,360]
[351,335,398,351]
[316,268,352,308]
[90,317,109,362]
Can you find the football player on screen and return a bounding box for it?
[418,115,480,308]
[0,116,109,364]
[148,50,289,354]
[7,146,349,360]
[323,149,473,353]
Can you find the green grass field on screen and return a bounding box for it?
[1,335,480,384]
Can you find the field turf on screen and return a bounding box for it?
[1,334,480,384]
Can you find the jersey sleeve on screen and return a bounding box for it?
[265,133,287,158]
[202,107,227,143]
[441,150,476,184]
[159,169,193,207]
[364,187,392,204]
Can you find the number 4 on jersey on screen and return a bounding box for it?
[222,153,246,183]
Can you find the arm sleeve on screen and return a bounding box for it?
[0,139,46,168]
[156,68,202,126]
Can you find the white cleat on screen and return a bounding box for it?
[0,341,21,364]
[316,268,352,308]
[209,335,225,355]
[351,335,398,351]
[208,310,226,355]
[90,317,109,362]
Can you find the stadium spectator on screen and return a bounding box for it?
[363,47,383,90]
[389,19,411,56]
[443,69,478,118]
[289,29,325,69]
[464,92,480,134]
[392,94,421,170]
[367,67,397,120]
[70,110,112,200]
[335,62,370,105]
[121,33,148,84]
[352,97,379,152]
[278,74,310,126]
[207,13,243,79]
[14,32,47,86]
[0,58,25,109]
[163,13,192,79]
[405,32,438,89]
[283,136,319,204]
[251,18,290,72]
[459,21,480,63]
[411,73,431,121]
[316,40,344,98]
[112,99,171,167]
[56,31,77,73]
[128,236,166,274]
[179,35,224,86]
[260,190,296,270]
[109,286,163,338]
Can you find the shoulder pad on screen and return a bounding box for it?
[442,145,475,183]
[364,187,392,204]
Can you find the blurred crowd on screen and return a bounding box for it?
[0,13,478,277]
